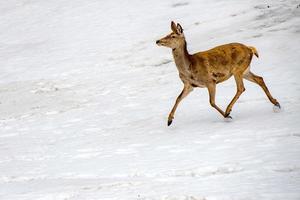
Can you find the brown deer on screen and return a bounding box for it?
[156,21,280,126]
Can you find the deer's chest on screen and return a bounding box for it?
[173,53,206,87]
[179,71,206,88]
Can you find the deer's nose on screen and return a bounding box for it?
[156,40,160,44]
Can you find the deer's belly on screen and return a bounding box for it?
[191,83,206,88]
[213,72,232,84]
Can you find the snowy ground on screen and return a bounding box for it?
[0,0,300,199]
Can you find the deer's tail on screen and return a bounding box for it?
[248,46,259,58]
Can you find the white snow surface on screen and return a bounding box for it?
[0,0,300,199]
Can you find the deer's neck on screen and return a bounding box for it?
[172,41,191,75]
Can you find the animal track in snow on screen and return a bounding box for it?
[269,166,300,173]
[167,165,244,178]
[160,196,206,200]
[171,2,189,8]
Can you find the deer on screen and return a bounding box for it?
[156,21,281,126]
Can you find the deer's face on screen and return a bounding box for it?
[156,21,185,49]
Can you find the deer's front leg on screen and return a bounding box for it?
[168,84,193,126]
[207,82,230,118]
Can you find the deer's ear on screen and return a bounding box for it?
[177,23,183,34]
[171,21,178,33]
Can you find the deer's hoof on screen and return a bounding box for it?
[224,116,233,122]
[273,103,281,113]
[167,119,173,126]
[224,112,231,118]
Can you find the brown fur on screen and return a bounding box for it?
[156,21,280,126]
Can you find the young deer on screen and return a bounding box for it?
[156,21,280,126]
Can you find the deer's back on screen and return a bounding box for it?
[190,43,253,84]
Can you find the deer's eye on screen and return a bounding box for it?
[171,35,176,38]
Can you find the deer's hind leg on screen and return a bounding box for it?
[225,73,245,117]
[243,71,280,107]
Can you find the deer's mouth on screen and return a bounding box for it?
[156,40,162,46]
[156,40,168,47]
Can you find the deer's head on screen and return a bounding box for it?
[156,21,185,49]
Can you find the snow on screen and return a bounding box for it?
[0,0,300,199]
